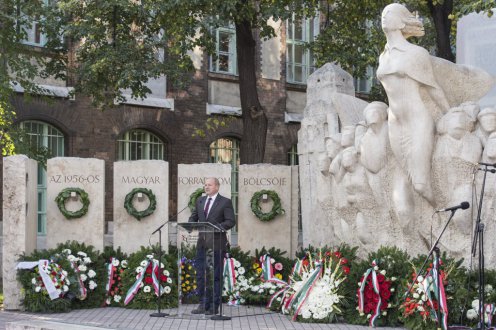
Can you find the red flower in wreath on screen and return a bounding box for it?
[145,277,153,284]
[334,251,342,259]
[342,266,350,274]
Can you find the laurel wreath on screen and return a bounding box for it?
[188,188,205,212]
[124,188,157,220]
[250,190,285,222]
[55,187,90,219]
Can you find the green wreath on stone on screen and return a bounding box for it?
[250,190,285,222]
[188,188,205,212]
[124,188,157,220]
[55,187,90,219]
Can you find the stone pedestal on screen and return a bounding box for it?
[113,160,169,254]
[2,155,38,310]
[238,165,297,256]
[46,157,105,250]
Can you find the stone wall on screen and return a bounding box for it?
[46,157,105,251]
[113,160,169,254]
[2,155,38,310]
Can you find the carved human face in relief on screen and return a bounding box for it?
[381,3,424,37]
[446,111,470,140]
[341,126,355,148]
[365,106,387,126]
[325,136,341,159]
[341,148,358,172]
[485,134,496,161]
[479,113,496,133]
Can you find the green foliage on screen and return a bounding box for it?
[124,188,157,220]
[250,190,285,222]
[55,188,90,219]
[121,246,177,309]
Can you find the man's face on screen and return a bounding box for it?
[204,179,219,196]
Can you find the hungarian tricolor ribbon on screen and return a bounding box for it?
[358,260,382,327]
[223,256,239,305]
[105,257,116,298]
[261,254,274,281]
[288,261,322,321]
[423,255,448,330]
[70,261,87,300]
[124,259,163,305]
[484,304,495,327]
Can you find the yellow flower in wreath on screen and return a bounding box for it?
[252,263,259,269]
[275,273,282,280]
[256,268,262,274]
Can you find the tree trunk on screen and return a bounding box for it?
[235,18,268,164]
[428,0,455,62]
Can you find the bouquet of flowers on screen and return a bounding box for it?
[61,249,98,300]
[19,258,73,312]
[356,261,396,326]
[179,256,198,304]
[283,250,347,323]
[122,248,177,309]
[466,298,496,327]
[104,257,128,306]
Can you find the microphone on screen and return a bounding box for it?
[151,204,189,234]
[435,201,470,213]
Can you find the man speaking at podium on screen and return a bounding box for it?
[188,177,235,315]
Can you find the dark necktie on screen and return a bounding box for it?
[204,197,212,218]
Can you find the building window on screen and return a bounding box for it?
[19,121,65,234]
[19,0,49,47]
[286,15,319,84]
[209,137,240,235]
[354,66,375,94]
[287,144,299,165]
[210,25,237,75]
[118,130,166,161]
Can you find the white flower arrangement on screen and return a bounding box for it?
[62,249,98,294]
[143,286,151,293]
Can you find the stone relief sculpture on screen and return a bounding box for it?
[297,4,495,261]
[476,107,496,147]
[377,3,450,204]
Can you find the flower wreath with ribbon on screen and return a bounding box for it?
[55,187,90,219]
[124,255,171,305]
[250,190,285,222]
[188,188,205,212]
[17,259,70,300]
[104,257,128,305]
[124,188,157,220]
[357,260,395,327]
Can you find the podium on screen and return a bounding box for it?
[175,222,225,318]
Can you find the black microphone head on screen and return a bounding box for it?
[461,202,470,210]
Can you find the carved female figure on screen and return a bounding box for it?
[377,3,450,203]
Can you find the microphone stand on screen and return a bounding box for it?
[150,222,168,317]
[149,205,189,318]
[403,209,458,330]
[471,165,493,330]
[209,224,231,321]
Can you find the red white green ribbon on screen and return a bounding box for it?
[105,257,116,298]
[358,260,382,327]
[124,259,163,305]
[261,254,274,281]
[70,261,87,300]
[485,304,495,327]
[288,262,322,321]
[424,256,448,330]
[223,256,239,305]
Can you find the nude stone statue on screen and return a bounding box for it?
[377,3,450,204]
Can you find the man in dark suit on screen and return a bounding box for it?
[188,177,235,315]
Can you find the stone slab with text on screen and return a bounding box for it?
[113,160,169,254]
[238,165,298,256]
[46,157,105,250]
[2,155,38,310]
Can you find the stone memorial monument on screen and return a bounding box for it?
[299,3,496,262]
[46,157,105,250]
[238,164,299,256]
[113,160,169,254]
[2,155,38,310]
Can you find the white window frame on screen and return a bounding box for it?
[286,14,319,84]
[19,0,49,47]
[209,25,238,75]
[118,129,166,161]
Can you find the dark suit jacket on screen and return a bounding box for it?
[188,194,235,250]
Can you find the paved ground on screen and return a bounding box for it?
[0,305,406,329]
